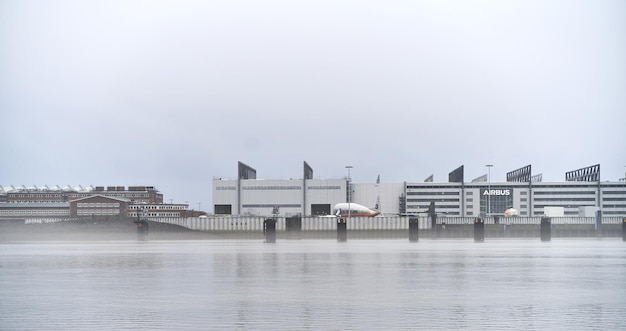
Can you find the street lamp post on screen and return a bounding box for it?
[346,166,353,218]
[486,164,493,217]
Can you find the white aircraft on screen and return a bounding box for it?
[332,202,380,217]
[504,208,519,217]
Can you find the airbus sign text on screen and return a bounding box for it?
[483,189,511,196]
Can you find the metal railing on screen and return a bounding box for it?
[149,216,624,231]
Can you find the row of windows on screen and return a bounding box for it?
[407,198,460,202]
[446,190,623,197]
[533,198,596,202]
[77,209,120,215]
[603,205,626,208]
[407,198,618,208]
[128,205,186,210]
[407,186,461,189]
[407,184,606,191]
[529,185,607,188]
[77,203,121,208]
[5,201,69,204]
[242,186,301,190]
[242,204,302,208]
[9,193,65,198]
[462,184,609,189]
[129,212,182,217]
[534,191,595,195]
[0,210,70,216]
[534,204,596,208]
[405,202,624,211]
[9,193,151,198]
[411,205,460,209]
[308,186,341,190]
[407,192,460,196]
[217,185,341,191]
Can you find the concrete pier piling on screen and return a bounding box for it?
[541,217,551,241]
[263,218,276,243]
[134,220,149,241]
[409,218,419,242]
[286,216,302,234]
[474,218,484,242]
[337,218,347,242]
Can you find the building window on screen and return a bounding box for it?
[308,186,341,190]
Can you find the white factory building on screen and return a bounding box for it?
[212,162,626,218]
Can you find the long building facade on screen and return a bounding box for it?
[1,185,163,204]
[213,162,626,218]
[401,181,626,217]
[0,185,192,220]
[213,178,347,217]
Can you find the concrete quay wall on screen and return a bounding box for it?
[151,216,625,238]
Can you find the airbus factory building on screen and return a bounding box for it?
[212,162,626,218]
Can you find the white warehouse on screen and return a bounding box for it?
[212,162,626,218]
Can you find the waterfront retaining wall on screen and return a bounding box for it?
[150,216,624,238]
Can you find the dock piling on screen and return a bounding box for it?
[286,216,302,233]
[409,218,419,242]
[337,218,347,241]
[541,217,551,241]
[134,220,149,241]
[474,218,484,242]
[263,218,276,243]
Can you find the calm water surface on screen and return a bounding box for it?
[1,239,625,330]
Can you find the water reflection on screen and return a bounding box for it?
[1,239,625,330]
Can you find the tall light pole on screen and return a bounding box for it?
[486,164,493,216]
[346,166,353,218]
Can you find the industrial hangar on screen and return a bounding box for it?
[212,162,626,218]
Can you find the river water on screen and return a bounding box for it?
[1,239,625,330]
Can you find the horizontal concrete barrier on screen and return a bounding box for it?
[149,216,624,237]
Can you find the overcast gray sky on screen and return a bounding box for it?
[1,0,625,211]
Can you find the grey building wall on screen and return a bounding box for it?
[213,178,626,217]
